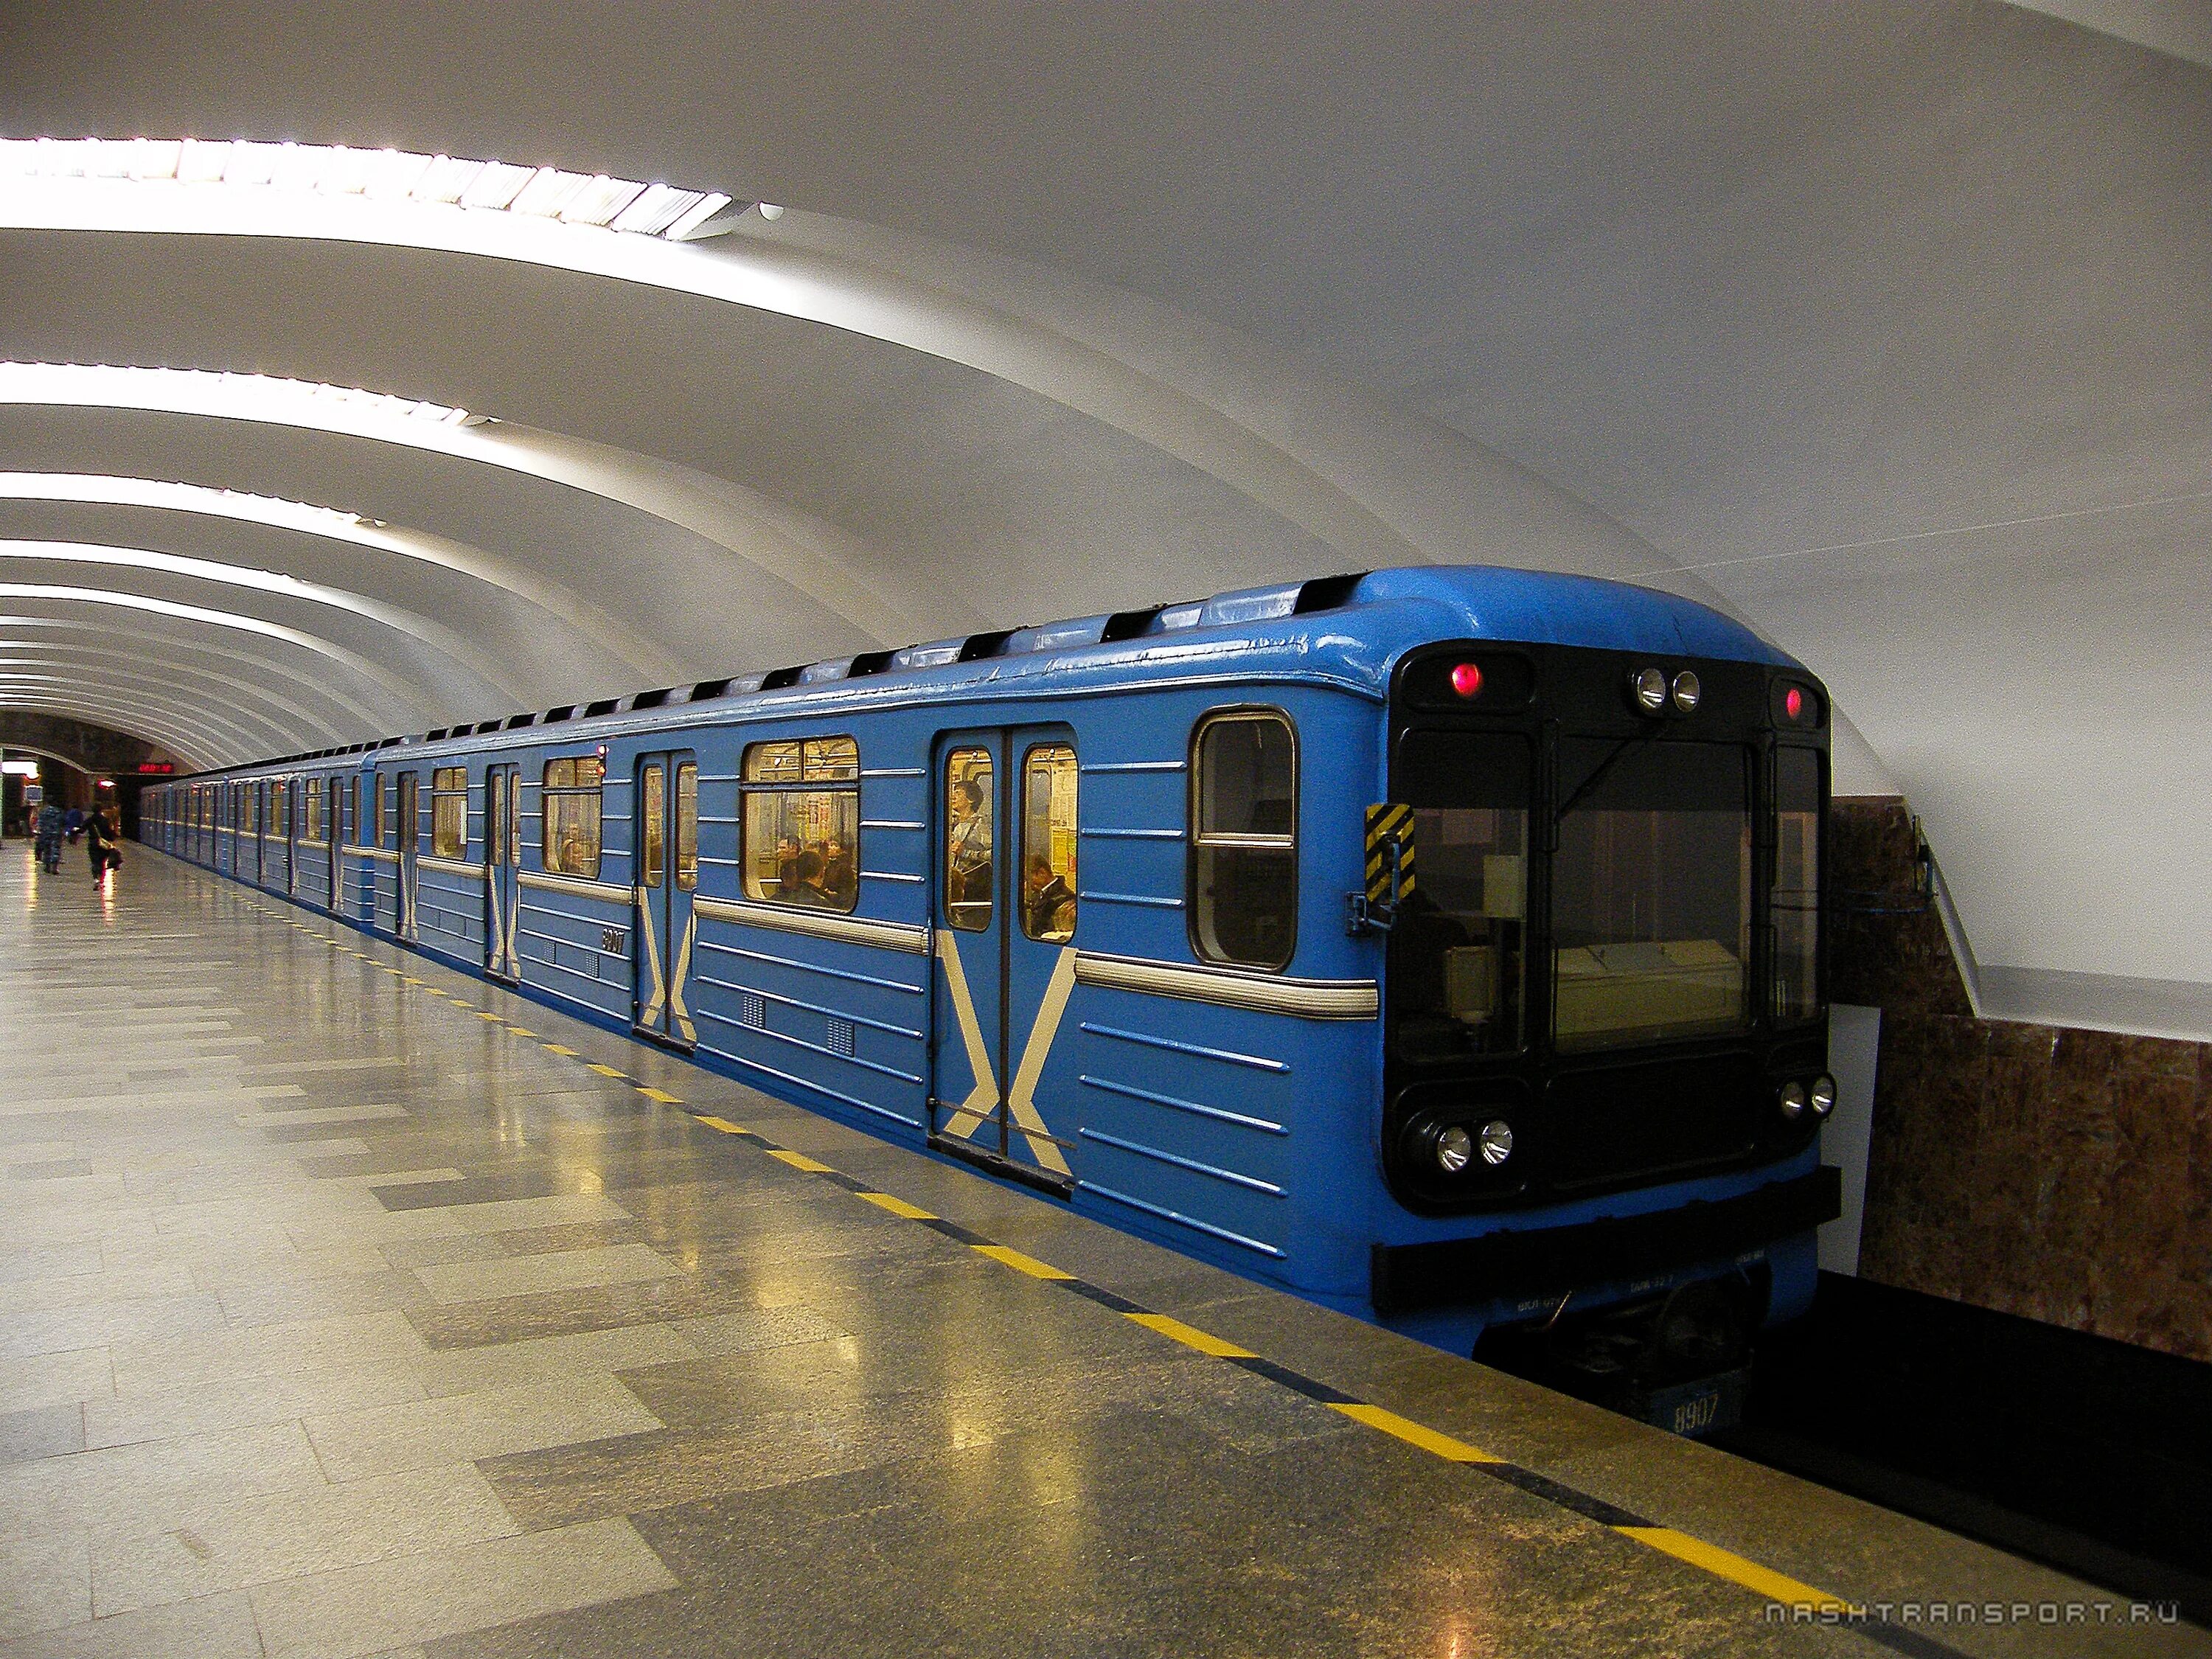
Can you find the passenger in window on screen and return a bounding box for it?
[775,835,801,899]
[948,778,992,905]
[792,849,833,906]
[1025,855,1075,941]
[821,838,856,908]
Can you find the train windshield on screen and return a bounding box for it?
[1551,739,1752,1051]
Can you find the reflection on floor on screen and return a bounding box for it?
[0,846,2201,1658]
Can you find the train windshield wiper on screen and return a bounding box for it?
[1553,731,1658,825]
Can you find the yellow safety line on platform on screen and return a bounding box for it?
[1332,1402,1504,1464]
[768,1148,835,1173]
[972,1244,1076,1281]
[693,1116,745,1134]
[585,1062,627,1078]
[638,1086,684,1105]
[1124,1311,1255,1357]
[858,1192,936,1220]
[1613,1527,1849,1612]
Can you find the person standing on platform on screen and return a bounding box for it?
[63,805,83,845]
[35,799,63,873]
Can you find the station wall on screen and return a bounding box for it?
[1835,799,2212,1362]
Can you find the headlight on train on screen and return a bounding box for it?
[1435,1124,1475,1174]
[1671,670,1701,713]
[1478,1120,1514,1166]
[1778,1081,1807,1121]
[1631,667,1669,712]
[1810,1074,1837,1117]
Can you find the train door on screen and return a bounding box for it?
[631,751,699,1046]
[253,782,267,884]
[328,779,346,910]
[928,728,1081,1189]
[397,772,420,939]
[484,764,521,981]
[282,780,297,894]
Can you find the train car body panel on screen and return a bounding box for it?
[142,568,1837,1383]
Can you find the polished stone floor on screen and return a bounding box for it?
[0,844,2201,1659]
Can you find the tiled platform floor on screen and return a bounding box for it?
[1,844,2202,1659]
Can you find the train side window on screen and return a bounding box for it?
[1773,748,1823,1021]
[741,737,858,911]
[431,768,467,858]
[943,747,994,932]
[542,756,605,878]
[1190,710,1298,970]
[1020,745,1077,942]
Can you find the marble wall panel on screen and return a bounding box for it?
[1834,797,2211,1361]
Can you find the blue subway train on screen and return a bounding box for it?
[144,565,1838,1428]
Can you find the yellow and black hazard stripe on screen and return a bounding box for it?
[1364,801,1415,902]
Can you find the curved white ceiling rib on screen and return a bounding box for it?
[0,642,344,747]
[0,161,1900,787]
[0,617,391,733]
[0,539,525,704]
[0,582,435,720]
[0,670,268,758]
[0,361,961,648]
[0,470,684,681]
[0,689,240,768]
[0,667,298,756]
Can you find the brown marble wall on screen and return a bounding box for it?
[1834,797,2212,1361]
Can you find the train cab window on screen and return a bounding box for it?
[542,756,605,877]
[305,779,324,841]
[1190,711,1297,970]
[431,768,467,858]
[1773,748,1823,1021]
[742,737,858,911]
[1392,731,1531,1056]
[1552,739,1753,1051]
[943,747,994,931]
[1020,745,1077,942]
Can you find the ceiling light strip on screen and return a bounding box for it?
[0,137,737,242]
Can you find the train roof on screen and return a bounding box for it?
[171,564,1801,779]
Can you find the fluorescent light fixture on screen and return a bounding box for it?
[1,758,40,774]
[0,362,473,428]
[0,139,743,243]
[667,192,736,241]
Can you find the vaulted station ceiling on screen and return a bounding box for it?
[1,1,2205,1037]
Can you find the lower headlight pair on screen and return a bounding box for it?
[1780,1075,1837,1121]
[1436,1119,1513,1173]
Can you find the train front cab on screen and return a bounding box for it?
[1362,639,1840,1428]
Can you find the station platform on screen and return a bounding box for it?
[1,845,2202,1659]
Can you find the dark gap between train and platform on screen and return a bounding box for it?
[1702,1273,2212,1628]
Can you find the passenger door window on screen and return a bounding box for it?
[1020,745,1078,942]
[943,747,995,932]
